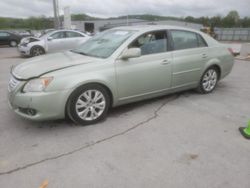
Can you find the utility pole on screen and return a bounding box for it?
[53,0,60,29]
[64,6,71,29]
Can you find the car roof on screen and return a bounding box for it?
[48,29,87,36]
[51,29,84,33]
[0,30,17,35]
[111,25,203,34]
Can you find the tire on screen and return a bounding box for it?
[197,67,219,94]
[9,40,17,47]
[66,84,111,125]
[31,46,45,57]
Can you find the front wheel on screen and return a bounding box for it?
[197,67,218,94]
[31,46,45,57]
[66,84,110,125]
[9,40,17,47]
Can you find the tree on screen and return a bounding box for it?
[185,16,195,22]
[210,15,222,27]
[222,10,240,27]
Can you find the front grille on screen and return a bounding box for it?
[8,75,20,92]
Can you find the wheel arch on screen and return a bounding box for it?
[9,40,18,46]
[64,82,114,118]
[204,59,222,80]
[206,64,221,80]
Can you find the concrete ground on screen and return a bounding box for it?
[221,41,244,55]
[0,47,249,188]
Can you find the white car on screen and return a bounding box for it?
[18,30,91,57]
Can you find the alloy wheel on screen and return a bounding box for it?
[32,47,44,56]
[202,69,218,92]
[75,89,106,121]
[10,41,17,47]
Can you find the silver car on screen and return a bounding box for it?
[18,30,90,57]
[8,25,234,125]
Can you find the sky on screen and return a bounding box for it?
[0,0,249,18]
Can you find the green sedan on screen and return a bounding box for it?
[8,25,234,125]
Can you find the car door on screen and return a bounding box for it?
[115,30,172,100]
[47,31,67,53]
[169,30,208,88]
[0,32,10,45]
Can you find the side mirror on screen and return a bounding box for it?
[47,36,53,41]
[120,48,141,59]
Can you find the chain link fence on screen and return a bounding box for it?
[215,28,250,42]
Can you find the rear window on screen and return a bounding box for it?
[196,34,207,47]
[171,30,207,50]
[66,31,84,38]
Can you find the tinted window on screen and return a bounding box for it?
[129,31,167,55]
[197,34,207,47]
[0,32,10,37]
[50,32,65,39]
[171,30,199,50]
[66,31,83,38]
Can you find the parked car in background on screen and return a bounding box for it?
[13,30,33,38]
[0,31,22,47]
[18,30,91,57]
[8,25,234,125]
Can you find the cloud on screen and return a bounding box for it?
[0,0,249,18]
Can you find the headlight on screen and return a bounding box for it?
[22,42,28,47]
[23,77,53,93]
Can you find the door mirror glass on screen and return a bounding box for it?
[120,48,141,59]
[47,36,53,41]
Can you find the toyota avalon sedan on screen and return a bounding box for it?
[8,25,234,125]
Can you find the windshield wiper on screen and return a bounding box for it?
[70,50,88,56]
[70,50,104,58]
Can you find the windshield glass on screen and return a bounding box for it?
[71,29,136,58]
[40,30,55,38]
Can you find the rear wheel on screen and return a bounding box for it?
[31,46,45,57]
[9,40,17,47]
[197,67,218,94]
[67,84,110,125]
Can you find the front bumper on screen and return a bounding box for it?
[17,44,31,56]
[8,88,73,121]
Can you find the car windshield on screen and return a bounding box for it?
[39,30,55,38]
[71,29,136,58]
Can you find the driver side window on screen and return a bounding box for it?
[129,31,167,55]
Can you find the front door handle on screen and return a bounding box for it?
[161,59,170,65]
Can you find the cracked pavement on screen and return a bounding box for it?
[0,48,250,188]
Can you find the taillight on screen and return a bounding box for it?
[228,48,235,56]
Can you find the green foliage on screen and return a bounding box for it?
[116,14,182,21]
[71,13,100,21]
[0,16,53,30]
[183,10,250,28]
[0,10,249,29]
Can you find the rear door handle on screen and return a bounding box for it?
[161,59,170,65]
[202,54,208,58]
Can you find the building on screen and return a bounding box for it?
[71,18,203,33]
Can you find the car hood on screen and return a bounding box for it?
[12,51,101,80]
[20,36,40,43]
